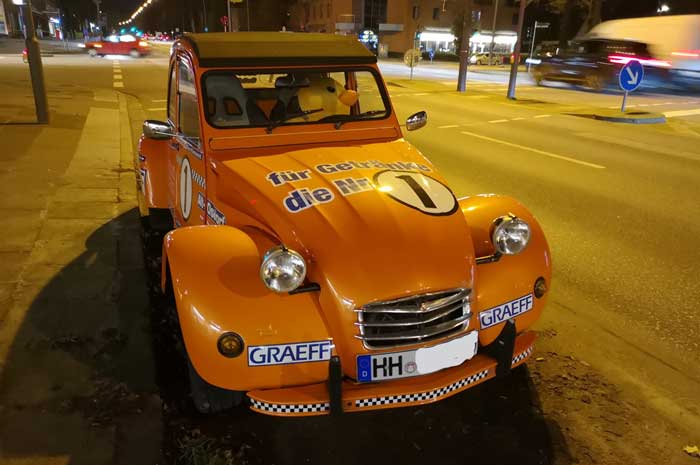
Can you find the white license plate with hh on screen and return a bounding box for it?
[356,331,478,383]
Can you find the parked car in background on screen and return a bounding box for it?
[85,34,151,57]
[470,52,504,66]
[530,38,671,91]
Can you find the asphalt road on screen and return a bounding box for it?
[2,48,700,463]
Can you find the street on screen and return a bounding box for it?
[1,45,700,465]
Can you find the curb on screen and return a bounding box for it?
[569,111,667,125]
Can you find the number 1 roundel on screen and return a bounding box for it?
[373,170,458,216]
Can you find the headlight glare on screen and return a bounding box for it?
[260,246,307,293]
[492,216,531,255]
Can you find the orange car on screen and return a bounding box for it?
[137,32,551,416]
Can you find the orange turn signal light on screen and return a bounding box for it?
[534,277,547,299]
[217,332,244,358]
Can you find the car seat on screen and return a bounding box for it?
[204,74,250,127]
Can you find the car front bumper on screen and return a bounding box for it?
[247,330,535,416]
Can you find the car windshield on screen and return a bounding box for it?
[202,68,389,129]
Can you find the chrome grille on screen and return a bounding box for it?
[355,289,471,349]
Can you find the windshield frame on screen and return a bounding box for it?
[200,66,392,131]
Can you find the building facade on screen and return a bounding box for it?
[0,0,61,38]
[287,0,520,56]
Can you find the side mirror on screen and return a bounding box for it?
[143,120,173,140]
[406,111,427,131]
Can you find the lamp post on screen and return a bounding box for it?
[506,0,526,100]
[487,0,499,66]
[456,0,472,92]
[14,0,49,123]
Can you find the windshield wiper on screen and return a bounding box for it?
[334,110,387,129]
[266,108,323,133]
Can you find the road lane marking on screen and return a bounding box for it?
[413,93,428,96]
[488,119,509,123]
[438,124,459,129]
[113,74,122,79]
[460,130,606,169]
[151,99,167,103]
[511,117,526,121]
[147,107,167,111]
[534,114,551,118]
[663,109,700,118]
[113,82,124,88]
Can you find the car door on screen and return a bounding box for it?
[170,54,207,227]
[102,35,119,54]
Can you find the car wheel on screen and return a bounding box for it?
[187,358,245,414]
[585,73,604,91]
[533,71,545,86]
[162,268,245,414]
[88,48,97,57]
[129,49,141,58]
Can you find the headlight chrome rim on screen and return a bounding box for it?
[491,216,531,255]
[259,245,307,293]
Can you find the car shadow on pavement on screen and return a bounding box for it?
[0,209,162,465]
[160,365,572,465]
[152,310,572,463]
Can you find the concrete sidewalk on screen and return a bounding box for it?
[0,37,84,55]
[0,76,161,463]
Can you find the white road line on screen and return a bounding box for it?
[413,93,428,96]
[650,103,665,106]
[511,117,526,121]
[489,119,509,123]
[113,76,123,81]
[113,82,124,88]
[663,108,700,118]
[151,99,167,103]
[534,114,551,118]
[460,130,606,169]
[438,124,459,129]
[147,107,167,111]
[637,104,650,107]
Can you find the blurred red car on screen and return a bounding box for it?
[86,34,150,58]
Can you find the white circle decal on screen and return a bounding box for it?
[373,170,457,216]
[179,157,192,220]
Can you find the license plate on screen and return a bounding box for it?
[356,331,478,383]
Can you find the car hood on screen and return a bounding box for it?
[216,140,475,353]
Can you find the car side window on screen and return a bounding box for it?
[167,63,177,125]
[178,58,200,139]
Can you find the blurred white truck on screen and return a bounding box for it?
[586,15,700,86]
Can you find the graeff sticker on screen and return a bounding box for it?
[479,294,534,329]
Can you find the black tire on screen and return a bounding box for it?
[533,72,545,86]
[585,73,604,91]
[140,216,167,296]
[187,357,245,414]
[161,267,245,414]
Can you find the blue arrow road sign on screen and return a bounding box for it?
[619,60,644,92]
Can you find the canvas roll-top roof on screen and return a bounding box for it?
[180,32,377,67]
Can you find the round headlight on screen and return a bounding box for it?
[260,246,307,293]
[492,216,531,255]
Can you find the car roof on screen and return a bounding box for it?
[179,32,377,67]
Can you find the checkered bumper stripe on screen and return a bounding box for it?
[354,369,489,408]
[511,345,533,366]
[249,399,330,414]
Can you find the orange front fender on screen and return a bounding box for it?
[459,195,552,346]
[161,225,332,391]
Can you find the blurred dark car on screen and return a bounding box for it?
[86,34,151,57]
[531,38,671,91]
